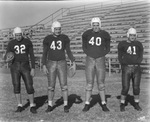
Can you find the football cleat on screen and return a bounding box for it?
[64,105,69,113]
[82,104,90,112]
[15,106,24,112]
[134,102,142,111]
[45,105,53,112]
[120,103,125,112]
[30,106,37,114]
[101,104,110,112]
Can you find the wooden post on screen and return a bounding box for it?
[2,41,4,51]
[7,63,8,69]
[108,57,111,76]
[40,58,41,71]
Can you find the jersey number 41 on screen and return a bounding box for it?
[127,46,136,55]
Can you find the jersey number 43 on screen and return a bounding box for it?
[50,41,62,50]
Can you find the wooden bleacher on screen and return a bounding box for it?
[0,1,149,78]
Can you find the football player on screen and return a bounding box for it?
[42,21,76,113]
[4,27,37,113]
[82,17,110,112]
[118,28,143,112]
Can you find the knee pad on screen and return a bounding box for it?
[61,85,68,91]
[48,87,55,91]
[86,84,93,91]
[98,84,105,91]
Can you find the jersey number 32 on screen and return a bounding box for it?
[14,44,26,54]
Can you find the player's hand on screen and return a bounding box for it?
[30,68,35,77]
[70,61,76,72]
[67,61,76,78]
[43,65,49,75]
[0,59,6,63]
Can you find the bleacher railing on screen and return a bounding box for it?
[0,0,149,78]
[0,0,143,33]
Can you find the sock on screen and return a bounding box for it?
[30,103,35,107]
[64,101,68,106]
[101,101,106,105]
[134,99,139,103]
[18,104,23,107]
[48,101,53,106]
[121,100,125,104]
[85,101,90,105]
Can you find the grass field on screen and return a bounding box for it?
[0,68,150,122]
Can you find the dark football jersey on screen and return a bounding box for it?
[118,40,143,65]
[82,29,110,58]
[42,34,75,65]
[6,37,35,68]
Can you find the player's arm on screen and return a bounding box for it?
[3,41,12,62]
[42,37,49,66]
[29,40,35,69]
[117,42,124,64]
[28,40,35,77]
[65,36,75,63]
[65,37,76,74]
[82,32,88,54]
[104,32,111,55]
[137,42,144,64]
[42,37,49,74]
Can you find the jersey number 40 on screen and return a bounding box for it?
[89,37,101,46]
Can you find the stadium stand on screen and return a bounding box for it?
[0,0,149,77]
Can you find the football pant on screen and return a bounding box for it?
[10,62,34,94]
[121,65,141,95]
[46,60,68,91]
[85,56,106,91]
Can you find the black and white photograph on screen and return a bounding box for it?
[0,0,150,121]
